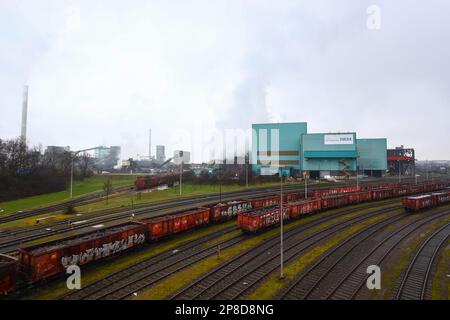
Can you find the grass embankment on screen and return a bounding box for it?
[1,180,308,231]
[73,181,312,214]
[133,201,400,300]
[23,220,237,300]
[0,175,136,215]
[368,208,450,300]
[246,209,402,299]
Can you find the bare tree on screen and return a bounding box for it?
[103,178,113,205]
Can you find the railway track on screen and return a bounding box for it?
[0,176,427,226]
[170,204,403,300]
[395,221,450,300]
[60,201,401,300]
[277,206,450,300]
[0,182,403,254]
[0,185,133,224]
[0,185,317,253]
[59,225,242,300]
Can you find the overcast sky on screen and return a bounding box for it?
[1,0,449,162]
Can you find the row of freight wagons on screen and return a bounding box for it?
[237,184,449,233]
[402,190,450,211]
[1,180,447,293]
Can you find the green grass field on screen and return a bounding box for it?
[0,175,136,215]
[73,180,315,214]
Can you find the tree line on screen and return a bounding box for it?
[0,138,93,202]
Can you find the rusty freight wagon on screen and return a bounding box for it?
[237,205,289,233]
[283,192,302,202]
[321,194,349,210]
[141,207,210,240]
[392,186,410,197]
[0,254,17,295]
[246,195,281,209]
[308,186,362,198]
[285,199,322,218]
[371,189,394,201]
[209,200,252,223]
[431,191,449,206]
[346,191,372,204]
[402,195,434,212]
[18,221,147,283]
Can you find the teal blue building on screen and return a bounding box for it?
[301,133,357,177]
[252,122,307,176]
[252,122,388,178]
[356,138,387,175]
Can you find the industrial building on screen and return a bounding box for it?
[252,122,307,176]
[173,150,191,164]
[156,145,166,163]
[387,146,415,176]
[357,138,388,177]
[252,122,388,178]
[301,132,357,178]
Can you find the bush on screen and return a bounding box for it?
[64,204,77,215]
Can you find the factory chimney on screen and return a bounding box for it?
[149,128,152,160]
[21,85,29,144]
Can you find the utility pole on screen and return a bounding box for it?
[356,156,359,189]
[179,150,183,196]
[245,153,249,188]
[179,161,183,196]
[279,169,284,279]
[398,160,401,183]
[304,171,308,199]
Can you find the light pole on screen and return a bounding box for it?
[304,171,308,199]
[70,146,106,198]
[179,161,183,196]
[398,160,401,183]
[356,156,359,189]
[245,153,249,188]
[279,167,284,280]
[219,167,222,202]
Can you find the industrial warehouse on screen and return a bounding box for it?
[252,122,387,178]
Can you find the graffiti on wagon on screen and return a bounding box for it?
[61,233,145,268]
[218,202,253,218]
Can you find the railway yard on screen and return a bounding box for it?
[0,177,449,300]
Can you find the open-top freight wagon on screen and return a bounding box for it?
[18,221,147,283]
[237,205,289,233]
[0,254,17,295]
[403,190,449,212]
[321,194,349,210]
[134,174,179,190]
[207,200,253,223]
[140,207,210,240]
[346,191,372,204]
[284,198,322,218]
[308,186,363,198]
[246,195,281,209]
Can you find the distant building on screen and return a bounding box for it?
[173,150,191,164]
[44,146,70,156]
[94,146,121,170]
[156,145,166,163]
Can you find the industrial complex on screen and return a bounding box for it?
[252,122,388,178]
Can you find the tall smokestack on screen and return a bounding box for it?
[21,85,29,144]
[149,128,152,160]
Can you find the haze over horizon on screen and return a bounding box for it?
[1,1,449,162]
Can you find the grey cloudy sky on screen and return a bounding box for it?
[1,0,449,162]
